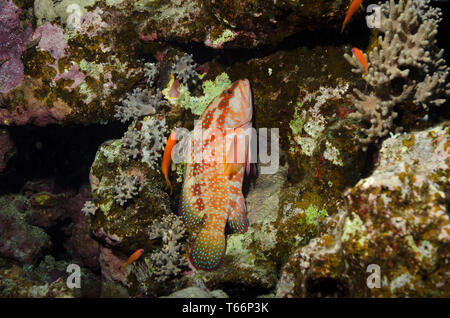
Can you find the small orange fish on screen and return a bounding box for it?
[341,0,363,32]
[119,249,144,271]
[161,131,178,195]
[352,48,368,75]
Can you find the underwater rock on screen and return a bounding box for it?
[138,0,348,48]
[0,129,15,173]
[16,180,101,270]
[1,2,143,126]
[64,185,101,271]
[23,255,102,298]
[0,0,32,94]
[0,265,76,298]
[0,195,52,265]
[88,137,171,256]
[161,286,228,298]
[276,122,450,297]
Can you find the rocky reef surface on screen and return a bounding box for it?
[0,0,449,298]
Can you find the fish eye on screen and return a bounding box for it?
[228,90,232,94]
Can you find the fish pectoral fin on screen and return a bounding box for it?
[223,163,243,179]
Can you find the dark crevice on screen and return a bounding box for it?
[167,18,371,67]
[0,122,128,194]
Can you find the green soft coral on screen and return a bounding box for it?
[177,72,232,116]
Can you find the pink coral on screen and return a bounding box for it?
[32,22,68,60]
[0,0,31,93]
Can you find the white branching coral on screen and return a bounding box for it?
[344,0,450,150]
[121,129,141,159]
[171,53,198,84]
[81,200,97,216]
[144,62,159,87]
[147,214,188,283]
[113,173,142,206]
[114,88,167,123]
[140,117,168,170]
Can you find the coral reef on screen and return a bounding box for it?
[140,117,168,170]
[171,53,198,85]
[113,173,142,206]
[344,0,450,149]
[0,265,76,298]
[143,62,159,87]
[0,195,52,264]
[0,0,31,94]
[276,123,450,297]
[114,88,166,123]
[82,200,97,216]
[147,214,188,283]
[121,129,141,160]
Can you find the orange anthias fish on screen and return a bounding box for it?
[341,0,363,32]
[161,130,178,195]
[119,249,144,271]
[178,79,253,271]
[352,48,369,75]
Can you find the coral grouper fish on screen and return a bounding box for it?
[180,79,253,270]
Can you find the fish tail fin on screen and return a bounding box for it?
[164,175,173,195]
[190,213,226,271]
[119,263,128,272]
[228,196,248,234]
[190,224,226,271]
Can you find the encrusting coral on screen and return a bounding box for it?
[344,0,450,150]
[113,173,142,206]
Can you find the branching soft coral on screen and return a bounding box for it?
[114,88,167,123]
[171,53,198,85]
[140,117,168,170]
[344,0,450,150]
[113,173,142,206]
[147,214,188,283]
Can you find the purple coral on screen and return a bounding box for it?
[0,0,32,93]
[32,22,68,60]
